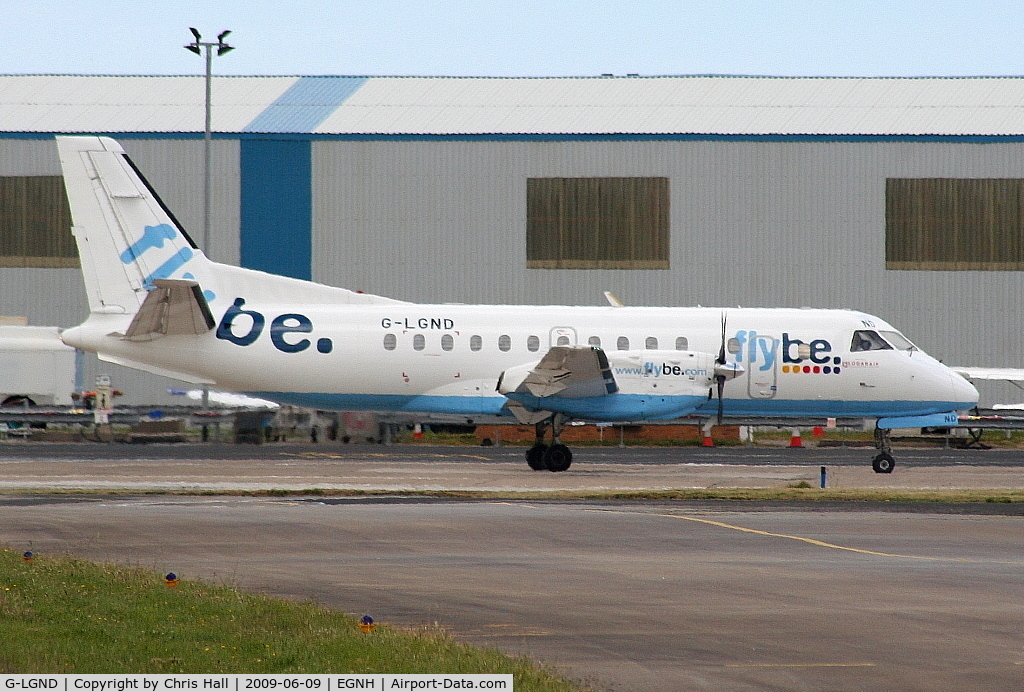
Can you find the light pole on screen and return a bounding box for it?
[184,28,234,258]
[185,28,233,439]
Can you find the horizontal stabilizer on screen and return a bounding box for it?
[123,279,215,342]
[99,353,214,385]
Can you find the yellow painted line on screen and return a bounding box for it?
[665,513,934,559]
[589,509,1024,565]
[726,663,877,668]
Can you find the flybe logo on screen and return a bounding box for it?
[612,363,709,377]
[216,298,333,354]
[734,331,843,375]
[123,224,215,301]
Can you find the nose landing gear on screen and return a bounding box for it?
[871,427,895,473]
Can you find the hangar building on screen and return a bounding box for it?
[1,74,1022,406]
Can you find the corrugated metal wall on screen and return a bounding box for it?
[312,138,1024,405]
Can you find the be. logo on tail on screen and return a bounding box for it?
[216,298,333,354]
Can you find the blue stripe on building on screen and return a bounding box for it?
[243,76,368,133]
[240,138,312,280]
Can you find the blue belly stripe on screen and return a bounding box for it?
[248,392,975,421]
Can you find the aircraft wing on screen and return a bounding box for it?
[123,279,215,342]
[497,346,614,399]
[509,346,618,399]
[950,367,1024,382]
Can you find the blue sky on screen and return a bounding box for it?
[7,1,1024,77]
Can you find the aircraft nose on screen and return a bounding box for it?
[949,369,979,408]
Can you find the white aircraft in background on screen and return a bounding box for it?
[56,136,979,473]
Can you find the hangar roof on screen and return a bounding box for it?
[4,74,1024,137]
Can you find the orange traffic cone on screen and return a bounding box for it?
[702,428,714,446]
[788,428,803,448]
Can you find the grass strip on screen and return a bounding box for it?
[0,549,585,689]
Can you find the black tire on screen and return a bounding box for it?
[872,452,895,474]
[526,445,548,471]
[544,444,573,472]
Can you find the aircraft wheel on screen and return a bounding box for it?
[871,452,895,474]
[526,445,548,471]
[544,444,573,472]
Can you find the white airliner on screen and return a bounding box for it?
[56,136,979,473]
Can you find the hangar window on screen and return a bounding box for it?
[0,176,78,268]
[886,178,1024,270]
[527,177,669,269]
[383,333,397,351]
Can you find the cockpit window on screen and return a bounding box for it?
[879,330,917,352]
[851,330,893,352]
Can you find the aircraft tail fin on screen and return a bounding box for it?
[57,136,212,316]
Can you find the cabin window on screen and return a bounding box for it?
[0,176,78,268]
[526,177,670,269]
[851,330,892,352]
[441,334,454,351]
[527,335,540,351]
[413,334,425,351]
[645,336,658,350]
[498,335,512,351]
[588,336,602,348]
[727,337,741,354]
[556,335,570,346]
[675,336,688,350]
[617,336,629,350]
[383,333,397,351]
[470,335,482,351]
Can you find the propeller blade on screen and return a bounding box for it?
[716,375,725,425]
[717,311,727,364]
[716,310,727,424]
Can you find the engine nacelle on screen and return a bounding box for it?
[604,350,719,398]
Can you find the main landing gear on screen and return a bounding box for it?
[526,414,573,472]
[871,427,895,474]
